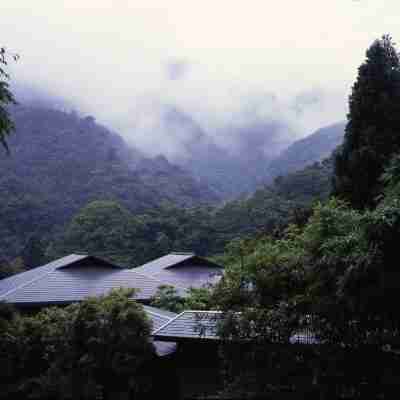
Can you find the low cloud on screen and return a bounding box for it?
[4,0,396,161]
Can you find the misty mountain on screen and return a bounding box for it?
[145,106,344,198]
[0,105,218,261]
[267,122,345,179]
[154,106,293,198]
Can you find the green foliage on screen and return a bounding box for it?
[0,47,17,152]
[334,35,400,209]
[150,285,185,313]
[0,289,155,400]
[48,200,148,265]
[215,172,400,396]
[216,196,398,342]
[151,285,214,313]
[184,286,214,310]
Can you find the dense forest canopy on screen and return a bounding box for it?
[40,157,333,267]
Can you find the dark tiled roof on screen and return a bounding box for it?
[0,254,88,298]
[134,253,223,289]
[153,310,223,341]
[0,254,186,305]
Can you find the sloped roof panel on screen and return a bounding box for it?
[0,254,88,299]
[134,253,223,289]
[153,311,222,341]
[134,253,195,275]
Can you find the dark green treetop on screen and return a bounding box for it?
[334,35,400,209]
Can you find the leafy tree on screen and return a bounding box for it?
[0,289,155,400]
[184,286,214,310]
[0,47,17,152]
[47,200,155,266]
[334,35,400,209]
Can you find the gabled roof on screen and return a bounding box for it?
[0,254,186,305]
[134,253,223,289]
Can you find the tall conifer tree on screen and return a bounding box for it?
[334,35,400,209]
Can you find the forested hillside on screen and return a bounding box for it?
[48,157,332,266]
[0,105,218,263]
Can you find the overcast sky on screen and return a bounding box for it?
[3,1,400,156]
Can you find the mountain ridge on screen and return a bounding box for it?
[266,122,345,179]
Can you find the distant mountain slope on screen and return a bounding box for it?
[180,120,289,198]
[162,107,343,197]
[0,105,218,261]
[155,106,294,198]
[267,122,345,179]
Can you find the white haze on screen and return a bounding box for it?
[2,0,400,159]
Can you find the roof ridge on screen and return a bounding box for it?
[152,311,187,336]
[186,310,223,314]
[135,252,194,269]
[0,254,87,301]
